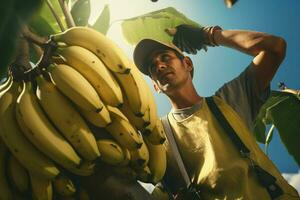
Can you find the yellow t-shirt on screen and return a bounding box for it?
[163,96,299,200]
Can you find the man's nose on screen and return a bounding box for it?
[156,61,167,72]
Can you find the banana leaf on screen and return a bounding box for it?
[71,0,90,26]
[121,7,202,46]
[91,4,110,35]
[253,90,300,166]
[28,0,67,35]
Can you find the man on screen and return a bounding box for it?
[133,25,300,199]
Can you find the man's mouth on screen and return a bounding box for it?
[159,71,173,80]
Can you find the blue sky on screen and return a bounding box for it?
[91,0,300,182]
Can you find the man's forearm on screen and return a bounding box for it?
[213,29,286,58]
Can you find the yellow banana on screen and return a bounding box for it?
[6,154,30,194]
[0,139,13,200]
[53,174,76,197]
[67,160,95,176]
[143,83,159,131]
[96,138,126,165]
[143,118,166,145]
[120,96,150,131]
[136,165,152,183]
[130,141,149,169]
[0,75,12,95]
[30,172,53,200]
[53,45,123,107]
[48,64,103,113]
[118,147,131,166]
[105,106,143,150]
[15,81,81,171]
[36,75,100,161]
[145,139,167,184]
[51,26,131,74]
[0,81,59,179]
[114,65,149,117]
[79,106,111,128]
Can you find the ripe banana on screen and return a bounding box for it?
[136,165,152,183]
[36,75,100,161]
[130,142,149,169]
[118,147,131,167]
[143,118,166,145]
[53,45,123,107]
[143,83,159,131]
[0,81,59,179]
[0,139,13,200]
[79,105,111,128]
[30,172,53,200]
[145,139,167,184]
[48,64,103,113]
[105,106,143,150]
[0,75,12,95]
[96,138,126,166]
[114,65,149,117]
[67,160,95,176]
[15,81,81,171]
[51,26,131,74]
[120,96,150,131]
[53,174,76,197]
[6,154,30,194]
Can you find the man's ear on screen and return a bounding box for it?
[184,56,194,73]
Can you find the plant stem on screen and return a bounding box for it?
[58,0,75,28]
[22,26,48,47]
[46,0,65,31]
[9,37,32,81]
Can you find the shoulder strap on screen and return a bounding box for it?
[161,116,191,187]
[205,96,283,199]
[205,96,250,156]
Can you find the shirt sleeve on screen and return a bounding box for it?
[215,65,271,132]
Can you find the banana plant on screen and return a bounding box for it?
[253,84,300,166]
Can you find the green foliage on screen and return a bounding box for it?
[0,0,43,78]
[71,0,91,26]
[121,7,202,45]
[28,0,67,35]
[254,91,300,166]
[91,4,110,35]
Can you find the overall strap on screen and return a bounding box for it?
[205,96,250,156]
[205,96,283,199]
[161,116,191,187]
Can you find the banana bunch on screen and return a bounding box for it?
[0,26,168,199]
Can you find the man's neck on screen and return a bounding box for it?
[167,83,202,109]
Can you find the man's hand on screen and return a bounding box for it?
[165,24,221,54]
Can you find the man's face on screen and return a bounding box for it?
[146,49,193,93]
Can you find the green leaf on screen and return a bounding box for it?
[29,16,56,37]
[71,0,90,26]
[28,0,67,36]
[91,4,110,35]
[253,91,291,143]
[268,95,300,166]
[254,91,300,166]
[0,0,43,78]
[121,7,203,46]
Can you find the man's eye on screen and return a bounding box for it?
[161,54,170,62]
